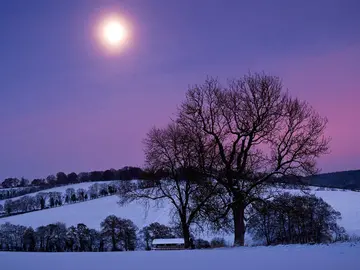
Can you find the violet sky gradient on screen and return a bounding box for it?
[0,0,359,179]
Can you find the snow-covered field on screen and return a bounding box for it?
[1,243,360,270]
[291,189,360,236]
[0,188,359,242]
[0,185,360,269]
[0,195,171,230]
[316,190,360,236]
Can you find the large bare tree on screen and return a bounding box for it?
[177,73,330,246]
[118,123,219,248]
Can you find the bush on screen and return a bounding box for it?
[248,193,346,246]
[210,237,226,248]
[194,238,211,249]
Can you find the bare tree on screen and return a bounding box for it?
[23,227,36,251]
[100,215,137,251]
[65,188,76,203]
[119,123,218,248]
[89,184,100,199]
[140,222,175,250]
[4,200,13,215]
[18,196,37,212]
[36,193,48,210]
[118,218,138,251]
[101,215,121,251]
[49,192,63,207]
[76,188,87,201]
[177,73,330,246]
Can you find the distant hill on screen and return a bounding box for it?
[305,170,360,190]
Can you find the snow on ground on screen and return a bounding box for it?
[1,243,360,270]
[0,181,116,204]
[316,190,360,236]
[290,189,360,236]
[0,195,171,230]
[0,194,232,243]
[0,187,359,242]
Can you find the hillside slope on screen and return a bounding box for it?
[292,189,360,236]
[1,189,359,239]
[0,195,171,230]
[0,181,116,204]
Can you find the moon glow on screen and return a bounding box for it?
[97,15,129,53]
[103,20,126,46]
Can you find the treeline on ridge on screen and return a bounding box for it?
[2,166,359,203]
[0,167,153,200]
[0,181,126,217]
[0,218,225,252]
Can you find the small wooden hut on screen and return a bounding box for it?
[151,238,185,250]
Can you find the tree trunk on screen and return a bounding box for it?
[181,221,191,249]
[232,200,246,246]
[111,234,117,251]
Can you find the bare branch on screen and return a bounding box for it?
[177,72,330,246]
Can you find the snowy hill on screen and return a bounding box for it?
[285,188,360,236]
[0,181,114,204]
[306,189,360,236]
[0,195,171,230]
[0,186,359,241]
[1,243,360,270]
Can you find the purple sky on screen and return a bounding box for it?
[0,0,359,179]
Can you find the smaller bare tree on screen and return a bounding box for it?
[118,123,218,248]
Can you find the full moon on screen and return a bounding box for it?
[103,20,126,46]
[97,15,129,52]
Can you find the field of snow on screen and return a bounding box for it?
[0,195,171,230]
[0,181,116,204]
[0,188,359,243]
[1,243,360,270]
[293,189,360,236]
[0,194,233,243]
